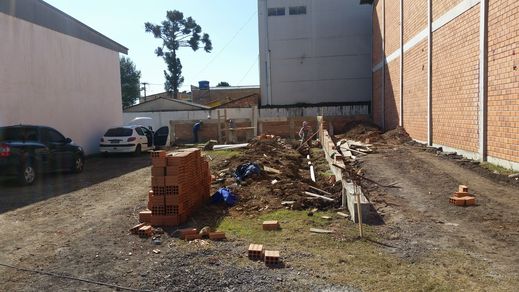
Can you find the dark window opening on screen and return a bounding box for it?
[268,7,285,16]
[289,6,306,15]
[104,128,133,137]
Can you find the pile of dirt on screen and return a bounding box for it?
[381,126,412,144]
[210,137,342,214]
[336,121,383,143]
[336,121,412,145]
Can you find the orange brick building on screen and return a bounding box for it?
[371,0,519,171]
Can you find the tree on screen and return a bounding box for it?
[216,81,230,87]
[120,56,141,108]
[145,10,212,99]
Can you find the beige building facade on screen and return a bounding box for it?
[0,0,127,154]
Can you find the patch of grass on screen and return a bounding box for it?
[217,209,510,291]
[480,162,515,176]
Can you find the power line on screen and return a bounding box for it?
[238,55,259,86]
[194,10,257,79]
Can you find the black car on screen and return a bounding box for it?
[0,125,85,185]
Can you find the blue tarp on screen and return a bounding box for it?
[211,188,237,206]
[234,163,261,181]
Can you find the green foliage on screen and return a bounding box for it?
[119,56,141,108]
[217,81,230,87]
[145,10,212,99]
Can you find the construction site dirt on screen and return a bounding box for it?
[0,124,518,291]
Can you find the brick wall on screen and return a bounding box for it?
[487,0,519,163]
[384,60,400,130]
[431,5,480,153]
[403,0,427,43]
[403,40,428,142]
[372,69,384,127]
[432,0,465,20]
[384,0,401,54]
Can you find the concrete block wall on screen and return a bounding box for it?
[372,0,519,170]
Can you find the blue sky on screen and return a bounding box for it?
[45,0,259,95]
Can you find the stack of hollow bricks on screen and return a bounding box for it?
[139,149,211,226]
[449,185,476,206]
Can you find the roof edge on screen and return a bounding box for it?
[0,0,128,54]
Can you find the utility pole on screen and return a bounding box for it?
[141,82,149,101]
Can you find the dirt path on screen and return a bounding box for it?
[362,145,519,279]
[0,155,349,291]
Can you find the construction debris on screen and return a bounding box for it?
[248,244,263,260]
[310,228,334,234]
[336,212,349,218]
[264,250,280,266]
[303,191,335,202]
[449,185,476,206]
[262,220,280,231]
[135,149,211,228]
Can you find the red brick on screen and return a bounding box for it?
[139,210,152,223]
[151,176,165,187]
[130,223,146,234]
[151,157,167,168]
[138,225,153,238]
[262,220,280,231]
[151,167,166,177]
[248,244,264,260]
[208,231,226,240]
[184,234,202,241]
[179,228,198,239]
[264,250,280,266]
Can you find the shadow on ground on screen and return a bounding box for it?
[0,154,150,214]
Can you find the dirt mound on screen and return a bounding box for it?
[381,126,412,144]
[336,121,383,143]
[211,137,341,214]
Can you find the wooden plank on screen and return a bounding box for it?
[308,185,332,196]
[303,191,335,202]
[337,212,349,218]
[264,166,281,174]
[310,228,334,234]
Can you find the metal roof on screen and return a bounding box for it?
[0,0,128,54]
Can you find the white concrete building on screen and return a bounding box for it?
[0,0,127,154]
[258,0,372,106]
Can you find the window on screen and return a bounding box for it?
[268,7,285,16]
[289,6,306,15]
[104,127,133,137]
[135,127,145,136]
[46,129,65,143]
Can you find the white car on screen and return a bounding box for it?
[99,125,155,154]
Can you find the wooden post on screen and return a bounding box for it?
[224,109,228,144]
[355,184,364,238]
[289,117,295,139]
[217,110,222,143]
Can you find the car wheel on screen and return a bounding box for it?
[72,155,84,173]
[18,163,36,185]
[134,144,142,156]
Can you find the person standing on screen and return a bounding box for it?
[298,121,312,146]
[193,121,202,143]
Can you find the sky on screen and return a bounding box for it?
[45,0,260,95]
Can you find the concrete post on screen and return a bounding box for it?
[478,0,488,161]
[427,0,433,146]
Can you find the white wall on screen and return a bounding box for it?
[259,0,372,105]
[0,13,122,154]
[123,108,255,130]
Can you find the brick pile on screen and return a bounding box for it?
[449,185,476,206]
[248,244,281,266]
[139,149,211,227]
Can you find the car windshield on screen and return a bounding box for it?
[104,128,133,137]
